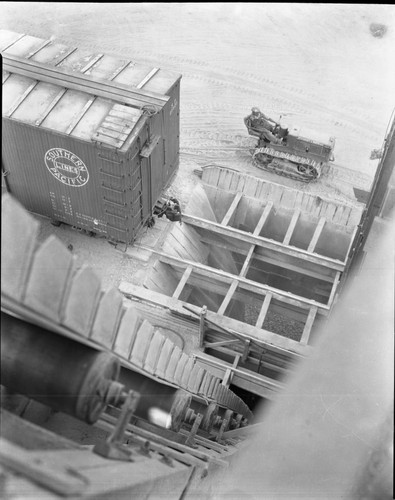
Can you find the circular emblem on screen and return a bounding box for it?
[45,148,89,187]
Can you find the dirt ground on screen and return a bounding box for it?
[1,3,394,286]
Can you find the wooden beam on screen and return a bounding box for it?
[327,271,341,308]
[217,279,238,315]
[119,282,311,357]
[0,438,87,496]
[199,235,336,283]
[300,306,317,345]
[136,67,160,89]
[204,339,241,348]
[5,81,38,117]
[222,354,241,387]
[150,248,329,311]
[194,352,283,397]
[206,343,289,375]
[172,265,193,299]
[182,213,345,271]
[253,201,273,236]
[255,292,273,329]
[221,192,243,226]
[307,217,327,253]
[239,245,255,278]
[282,209,301,246]
[199,305,207,347]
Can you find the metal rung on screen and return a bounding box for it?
[105,210,128,221]
[99,169,124,180]
[103,197,126,207]
[97,154,123,165]
[101,183,126,194]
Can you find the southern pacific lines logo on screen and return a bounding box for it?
[45,148,89,187]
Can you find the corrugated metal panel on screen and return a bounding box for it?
[2,29,181,244]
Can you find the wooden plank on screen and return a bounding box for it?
[172,265,193,299]
[129,319,155,367]
[61,266,102,337]
[0,33,26,52]
[282,209,301,246]
[221,192,243,226]
[1,195,41,302]
[182,213,344,272]
[109,60,131,81]
[119,282,311,357]
[99,413,228,467]
[23,236,74,323]
[5,81,38,117]
[194,353,282,396]
[222,354,240,387]
[239,244,255,277]
[152,249,329,310]
[26,39,52,59]
[81,53,104,73]
[204,339,241,348]
[344,225,359,263]
[173,352,189,386]
[0,409,82,451]
[327,271,341,308]
[113,306,142,357]
[255,292,273,329]
[35,88,67,126]
[217,280,238,315]
[253,201,273,235]
[199,235,336,283]
[54,47,78,66]
[136,67,160,89]
[90,288,123,348]
[155,338,176,379]
[307,217,327,253]
[143,329,166,374]
[180,357,195,389]
[0,438,87,496]
[165,345,182,383]
[300,306,317,345]
[65,96,96,135]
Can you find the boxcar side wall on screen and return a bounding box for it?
[3,119,111,234]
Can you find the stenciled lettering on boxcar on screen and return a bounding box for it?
[169,98,178,116]
[44,148,89,187]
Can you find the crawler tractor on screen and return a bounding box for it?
[245,111,336,182]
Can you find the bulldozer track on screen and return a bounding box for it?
[1,195,253,427]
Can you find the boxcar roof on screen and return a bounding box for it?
[1,30,181,151]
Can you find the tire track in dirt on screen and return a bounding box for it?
[103,47,383,139]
